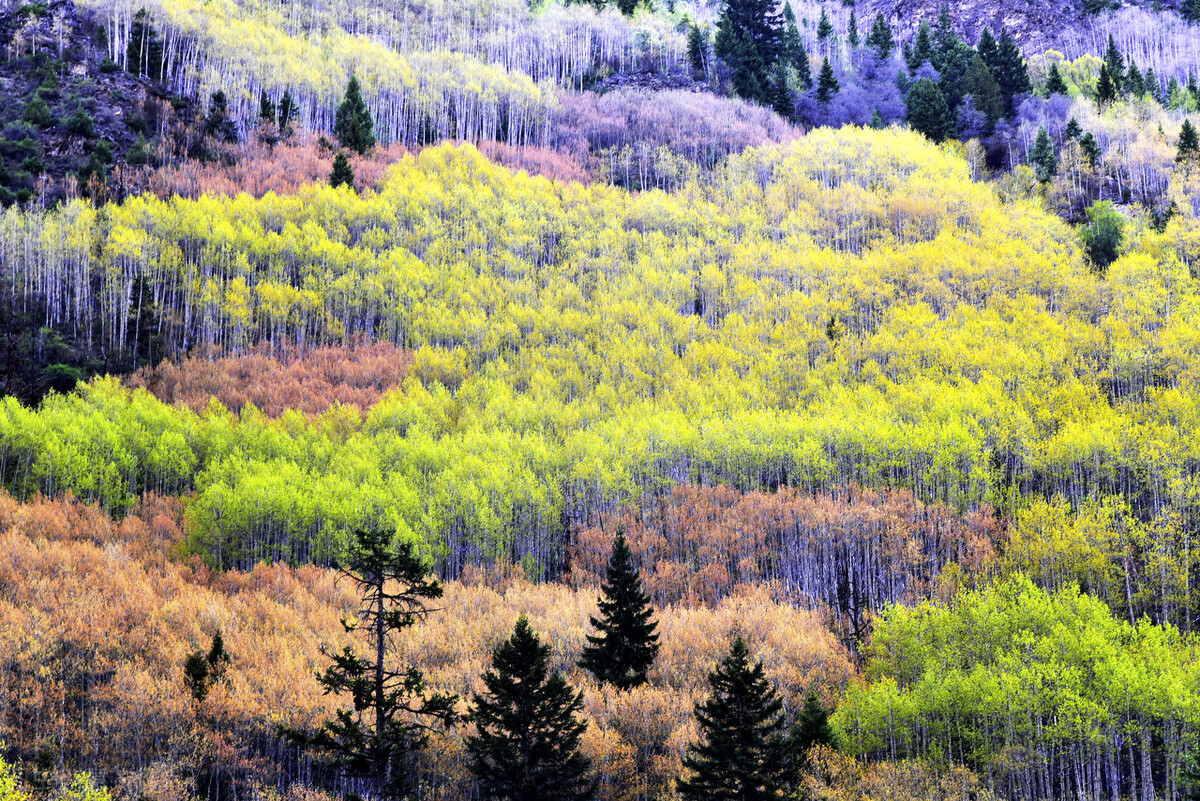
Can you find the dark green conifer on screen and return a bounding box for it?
[782,4,811,89]
[962,53,1003,127]
[335,75,376,155]
[715,0,783,104]
[866,14,894,61]
[1103,34,1124,91]
[468,617,593,801]
[816,57,839,104]
[1030,125,1058,182]
[258,91,276,126]
[579,529,660,689]
[1065,116,1082,140]
[1178,120,1200,163]
[204,91,238,143]
[1096,64,1117,104]
[1125,60,1144,97]
[1045,62,1068,96]
[1185,0,1200,22]
[905,76,952,142]
[992,29,1031,111]
[905,21,933,71]
[22,94,53,128]
[330,151,355,189]
[787,689,836,768]
[278,90,297,134]
[1080,131,1101,167]
[816,6,833,42]
[677,636,790,801]
[687,24,708,76]
[847,10,859,47]
[184,630,231,704]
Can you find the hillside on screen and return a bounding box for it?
[2,1,1200,800]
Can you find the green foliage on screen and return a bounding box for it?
[678,636,790,801]
[1080,200,1124,274]
[905,77,951,142]
[1044,62,1068,96]
[204,91,239,144]
[781,6,810,89]
[788,690,835,768]
[1103,34,1124,91]
[22,96,54,129]
[468,617,592,801]
[989,29,1031,112]
[183,631,231,703]
[56,773,111,801]
[579,529,660,689]
[1178,119,1200,164]
[65,105,94,137]
[334,75,375,156]
[1096,64,1117,104]
[127,134,150,166]
[715,0,783,106]
[1079,130,1101,166]
[126,8,164,82]
[1030,125,1057,183]
[815,58,838,104]
[258,91,276,127]
[962,54,1003,127]
[846,10,858,47]
[1185,0,1200,22]
[330,151,355,189]
[865,14,893,61]
[816,7,833,42]
[687,24,707,76]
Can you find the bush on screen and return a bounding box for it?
[22,96,53,128]
[65,105,95,137]
[98,58,119,74]
[20,156,44,176]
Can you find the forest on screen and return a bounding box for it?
[3,0,1200,799]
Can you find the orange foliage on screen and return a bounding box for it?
[128,343,413,417]
[0,492,854,801]
[477,141,591,184]
[570,484,1001,638]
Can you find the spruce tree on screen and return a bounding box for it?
[816,58,839,104]
[1144,68,1161,103]
[905,21,933,72]
[278,90,297,134]
[847,10,859,47]
[22,94,53,128]
[292,529,459,801]
[258,91,276,126]
[866,14,894,61]
[1178,120,1200,163]
[203,91,238,143]
[579,529,661,689]
[687,24,708,76]
[993,29,1031,112]
[977,27,999,75]
[1185,0,1200,22]
[330,151,355,189]
[905,76,952,142]
[1065,116,1082,140]
[1045,62,1068,96]
[869,108,885,129]
[677,636,790,801]
[789,690,836,762]
[782,5,811,89]
[183,630,231,704]
[1125,60,1144,97]
[1103,34,1124,92]
[1030,125,1058,183]
[1080,131,1101,167]
[468,617,593,801]
[1096,64,1117,104]
[962,53,1003,127]
[335,75,376,155]
[715,0,783,104]
[816,7,833,42]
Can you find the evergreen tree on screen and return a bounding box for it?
[715,0,784,104]
[126,8,164,82]
[687,24,708,76]
[1185,0,1200,22]
[677,636,790,801]
[1168,76,1184,109]
[992,29,1031,112]
[1096,64,1117,104]
[615,0,636,14]
[258,91,276,126]
[293,529,459,801]
[868,108,885,129]
[962,52,1003,127]
[1144,67,1162,103]
[468,617,593,801]
[1081,200,1124,274]
[787,689,836,768]
[866,14,894,61]
[1178,120,1200,163]
[1103,34,1124,92]
[1080,131,1101,167]
[1125,60,1144,97]
[204,91,238,143]
[330,151,355,189]
[905,76,952,142]
[1065,116,1082,140]
[1030,125,1058,182]
[278,90,297,134]
[782,5,811,89]
[335,75,376,155]
[847,10,859,47]
[932,5,959,71]
[977,27,999,74]
[183,631,231,704]
[22,94,53,128]
[905,21,933,72]
[1045,62,1068,96]
[816,58,839,104]
[816,7,833,42]
[578,529,661,689]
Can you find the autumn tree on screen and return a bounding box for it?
[335,75,375,156]
[677,636,791,801]
[298,528,459,800]
[579,529,660,689]
[468,616,593,801]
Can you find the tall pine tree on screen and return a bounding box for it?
[1178,120,1200,163]
[1030,125,1058,182]
[715,0,784,104]
[782,4,811,89]
[330,151,355,189]
[905,76,952,142]
[1103,34,1125,92]
[1096,64,1117,104]
[468,617,593,801]
[677,636,790,801]
[816,58,839,104]
[866,14,894,61]
[335,75,376,155]
[579,529,661,689]
[992,29,1031,113]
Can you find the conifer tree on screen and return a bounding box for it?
[905,76,952,142]
[866,14,894,61]
[977,27,998,74]
[788,689,836,763]
[905,21,933,72]
[1185,0,1200,22]
[22,95,53,128]
[1103,34,1124,91]
[330,152,355,189]
[1125,60,1144,97]
[1097,64,1117,104]
[687,24,708,76]
[816,7,833,42]
[962,53,1003,127]
[677,636,790,801]
[468,617,593,801]
[258,91,276,126]
[1178,120,1200,163]
[335,75,376,155]
[992,29,1031,112]
[203,91,238,144]
[1080,131,1101,167]
[1030,125,1058,182]
[278,90,297,134]
[295,529,459,801]
[782,5,811,89]
[1144,67,1161,103]
[847,10,859,47]
[1045,62,1068,96]
[816,58,839,104]
[579,529,660,689]
[1065,116,1082,140]
[183,630,231,704]
[869,108,885,129]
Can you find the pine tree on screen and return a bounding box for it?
[977,27,999,74]
[335,75,376,155]
[787,690,836,768]
[330,151,355,189]
[866,14,894,61]
[22,94,53,128]
[579,529,661,689]
[278,90,297,134]
[1185,0,1200,22]
[816,58,839,104]
[905,76,952,142]
[1125,60,1144,97]
[782,5,811,89]
[615,0,637,14]
[1178,120,1200,163]
[183,630,231,704]
[1103,34,1124,92]
[868,108,885,129]
[963,53,1003,127]
[204,91,238,143]
[715,0,784,104]
[1080,131,1101,167]
[258,91,276,126]
[816,7,833,42]
[1081,200,1124,274]
[468,617,593,801]
[687,24,708,76]
[1096,64,1117,104]
[1065,116,1082,140]
[1030,125,1058,182]
[993,29,1031,112]
[847,10,859,47]
[292,529,459,801]
[1045,62,1068,96]
[905,21,933,71]
[677,636,790,801]
[1144,67,1161,103]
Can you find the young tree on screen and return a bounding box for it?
[203,91,238,144]
[1030,125,1057,182]
[1045,62,1068,96]
[789,689,836,764]
[905,77,952,142]
[330,152,356,188]
[1125,60,1145,97]
[468,617,593,801]
[1065,116,1082,140]
[1081,200,1124,274]
[335,75,376,155]
[677,636,790,801]
[298,528,459,801]
[183,630,231,704]
[278,90,297,134]
[962,53,1003,128]
[866,14,894,61]
[258,91,276,127]
[816,58,839,104]
[905,21,934,72]
[22,95,53,128]
[1178,120,1200,163]
[687,24,708,77]
[579,529,660,689]
[769,63,795,121]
